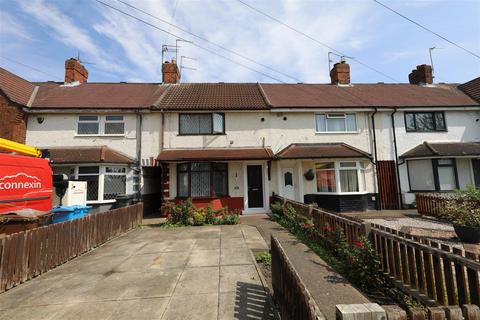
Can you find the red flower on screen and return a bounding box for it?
[323,226,335,232]
[354,241,365,249]
[303,223,312,229]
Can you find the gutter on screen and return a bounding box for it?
[135,111,143,202]
[370,108,380,210]
[390,108,402,209]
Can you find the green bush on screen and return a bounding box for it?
[441,187,480,227]
[162,199,240,227]
[255,251,272,266]
[192,210,206,226]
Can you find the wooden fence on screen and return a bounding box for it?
[371,225,480,307]
[416,193,452,217]
[272,196,480,309]
[0,203,143,293]
[271,235,325,320]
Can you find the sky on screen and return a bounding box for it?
[0,0,479,84]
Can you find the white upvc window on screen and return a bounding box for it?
[73,165,128,203]
[77,115,125,136]
[315,113,357,133]
[315,161,366,194]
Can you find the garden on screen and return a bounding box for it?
[269,201,424,311]
[160,199,240,227]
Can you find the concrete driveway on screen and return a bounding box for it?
[0,224,273,320]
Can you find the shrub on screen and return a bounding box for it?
[345,237,381,290]
[441,187,480,227]
[205,205,217,225]
[270,202,284,219]
[220,210,240,225]
[255,251,272,265]
[192,210,206,226]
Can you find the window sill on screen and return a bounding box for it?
[75,134,126,137]
[315,131,360,134]
[405,130,448,133]
[314,191,369,195]
[177,133,226,136]
[86,200,117,205]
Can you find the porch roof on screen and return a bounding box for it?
[44,146,135,164]
[400,141,480,159]
[157,148,274,162]
[275,143,371,159]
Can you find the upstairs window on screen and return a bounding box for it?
[405,112,446,132]
[179,113,224,135]
[77,115,125,135]
[315,113,357,133]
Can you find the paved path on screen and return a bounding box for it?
[0,224,273,320]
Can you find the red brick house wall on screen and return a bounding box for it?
[0,94,27,143]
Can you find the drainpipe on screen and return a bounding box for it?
[390,108,402,209]
[370,108,380,209]
[135,111,143,203]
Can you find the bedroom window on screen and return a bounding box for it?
[77,115,125,135]
[315,113,357,132]
[404,112,446,132]
[177,162,228,198]
[179,113,225,135]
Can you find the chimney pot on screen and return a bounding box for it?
[64,58,88,84]
[162,58,180,84]
[330,61,350,85]
[408,64,433,85]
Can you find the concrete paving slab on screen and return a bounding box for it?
[164,239,196,252]
[135,241,172,254]
[187,249,220,267]
[115,253,162,272]
[0,304,63,320]
[221,237,247,248]
[219,265,261,293]
[193,238,220,250]
[219,286,275,320]
[51,300,118,320]
[149,251,190,270]
[56,254,129,275]
[173,266,219,296]
[108,297,169,320]
[120,269,182,299]
[220,247,254,266]
[220,226,244,238]
[161,293,218,320]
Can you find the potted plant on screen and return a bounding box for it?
[441,187,480,243]
[304,169,315,181]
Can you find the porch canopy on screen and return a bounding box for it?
[44,146,135,164]
[275,143,371,159]
[156,147,274,162]
[400,142,480,159]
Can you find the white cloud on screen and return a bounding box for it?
[16,0,128,76]
[0,11,32,40]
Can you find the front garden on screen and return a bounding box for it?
[160,199,240,227]
[269,201,424,311]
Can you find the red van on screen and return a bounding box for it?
[0,153,53,215]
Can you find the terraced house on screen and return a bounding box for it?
[1,58,479,214]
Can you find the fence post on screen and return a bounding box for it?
[361,222,372,240]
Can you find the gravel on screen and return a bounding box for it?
[364,217,454,232]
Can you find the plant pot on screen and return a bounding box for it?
[453,225,480,244]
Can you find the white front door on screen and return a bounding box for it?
[282,168,295,200]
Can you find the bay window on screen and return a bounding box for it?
[315,113,357,133]
[177,162,228,198]
[316,161,366,193]
[407,158,458,191]
[179,113,225,135]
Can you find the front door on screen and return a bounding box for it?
[247,165,264,208]
[282,168,295,200]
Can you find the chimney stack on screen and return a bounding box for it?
[162,58,180,84]
[64,58,88,84]
[408,64,433,85]
[330,60,350,85]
